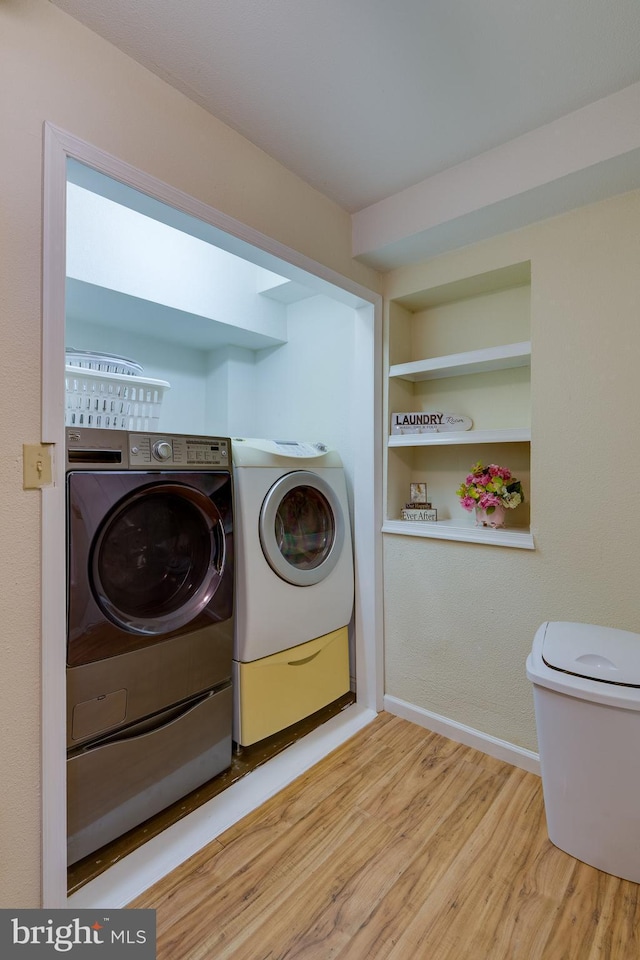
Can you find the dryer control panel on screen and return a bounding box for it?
[129,434,229,467]
[66,428,230,470]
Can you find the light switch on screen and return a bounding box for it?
[23,443,53,489]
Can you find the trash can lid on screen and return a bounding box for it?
[542,621,640,686]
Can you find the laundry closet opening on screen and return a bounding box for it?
[50,150,380,903]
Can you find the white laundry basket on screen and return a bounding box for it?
[527,620,640,882]
[65,349,144,377]
[65,366,170,431]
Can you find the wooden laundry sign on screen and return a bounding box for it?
[391,412,473,435]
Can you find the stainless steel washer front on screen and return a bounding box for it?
[67,470,233,664]
[65,428,234,864]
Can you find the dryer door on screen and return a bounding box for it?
[259,470,346,586]
[67,470,233,666]
[91,482,226,636]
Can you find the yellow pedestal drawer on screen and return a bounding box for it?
[234,626,350,746]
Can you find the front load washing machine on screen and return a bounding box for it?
[65,428,234,864]
[232,438,354,745]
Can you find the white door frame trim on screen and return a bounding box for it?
[41,122,383,906]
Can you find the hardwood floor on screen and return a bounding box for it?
[68,693,355,894]
[131,713,639,959]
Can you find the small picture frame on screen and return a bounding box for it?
[410,482,427,504]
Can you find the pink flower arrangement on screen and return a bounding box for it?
[456,461,524,513]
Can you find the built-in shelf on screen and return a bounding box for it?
[388,427,531,447]
[382,518,534,550]
[389,341,531,382]
[385,271,532,549]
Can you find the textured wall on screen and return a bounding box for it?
[0,0,378,907]
[383,189,640,751]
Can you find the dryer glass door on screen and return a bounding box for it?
[92,484,226,635]
[259,471,345,586]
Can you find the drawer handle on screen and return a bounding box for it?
[288,651,322,667]
[77,690,215,751]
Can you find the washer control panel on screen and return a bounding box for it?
[129,433,230,468]
[272,440,328,457]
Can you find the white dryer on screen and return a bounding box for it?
[232,438,354,745]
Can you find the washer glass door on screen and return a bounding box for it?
[92,483,226,635]
[259,471,345,586]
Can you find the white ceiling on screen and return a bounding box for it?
[50,0,640,269]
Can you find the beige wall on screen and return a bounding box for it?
[383,188,640,752]
[0,0,379,907]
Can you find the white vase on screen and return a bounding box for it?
[475,504,506,528]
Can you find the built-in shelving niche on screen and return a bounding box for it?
[384,262,534,549]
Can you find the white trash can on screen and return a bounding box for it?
[527,620,640,882]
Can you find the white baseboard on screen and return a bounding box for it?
[384,695,540,776]
[68,703,377,909]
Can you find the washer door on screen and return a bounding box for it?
[91,483,226,636]
[259,471,345,586]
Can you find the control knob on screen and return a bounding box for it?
[152,440,173,462]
